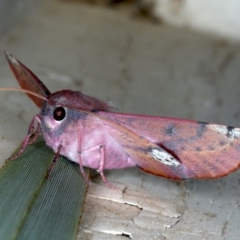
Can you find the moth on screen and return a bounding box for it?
[2,52,240,187]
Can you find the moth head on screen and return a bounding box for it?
[40,102,69,133]
[40,93,88,134]
[39,89,110,133]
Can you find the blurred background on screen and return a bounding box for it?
[0,0,240,239]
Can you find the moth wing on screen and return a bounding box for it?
[5,52,50,108]
[98,111,240,179]
[88,112,188,180]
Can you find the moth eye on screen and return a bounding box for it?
[53,107,66,121]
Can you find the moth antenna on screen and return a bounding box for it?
[0,87,48,102]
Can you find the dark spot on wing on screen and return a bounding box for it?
[195,146,202,152]
[207,145,215,151]
[226,126,235,138]
[196,123,207,138]
[181,146,187,151]
[165,124,175,136]
[219,140,227,146]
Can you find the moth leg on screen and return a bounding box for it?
[28,122,41,145]
[81,145,118,189]
[78,145,101,185]
[78,151,91,187]
[46,144,62,180]
[7,115,41,161]
[98,145,118,189]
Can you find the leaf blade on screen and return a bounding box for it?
[0,139,87,240]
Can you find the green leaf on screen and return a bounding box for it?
[0,139,87,240]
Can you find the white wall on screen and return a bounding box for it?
[152,0,240,41]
